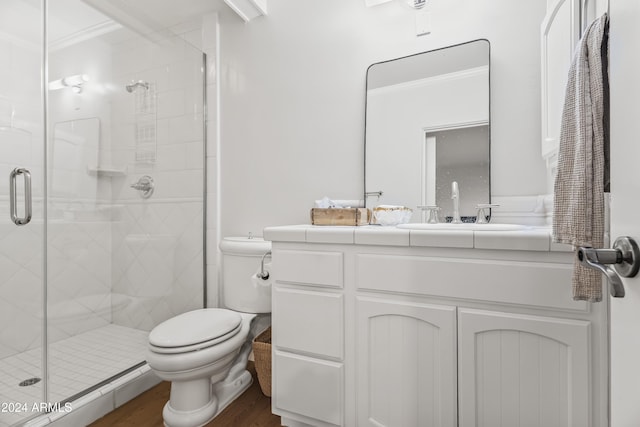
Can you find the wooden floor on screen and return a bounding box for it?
[89,362,281,427]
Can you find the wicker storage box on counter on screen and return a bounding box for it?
[310,208,371,226]
[252,327,272,397]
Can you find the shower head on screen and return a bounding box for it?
[126,80,150,93]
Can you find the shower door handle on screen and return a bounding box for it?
[10,167,32,226]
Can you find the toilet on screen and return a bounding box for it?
[146,236,271,427]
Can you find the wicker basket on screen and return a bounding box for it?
[252,326,272,397]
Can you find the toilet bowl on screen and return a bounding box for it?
[147,309,255,427]
[146,236,271,427]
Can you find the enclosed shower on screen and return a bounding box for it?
[0,1,206,425]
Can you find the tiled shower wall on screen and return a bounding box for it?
[0,14,213,359]
[108,31,205,330]
[46,34,115,346]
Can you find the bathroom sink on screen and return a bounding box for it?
[396,223,531,231]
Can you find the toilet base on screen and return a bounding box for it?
[162,395,217,427]
[162,370,253,427]
[213,369,253,416]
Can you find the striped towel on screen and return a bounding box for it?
[552,13,609,302]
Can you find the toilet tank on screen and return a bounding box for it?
[219,237,272,313]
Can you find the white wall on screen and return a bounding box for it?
[218,0,548,236]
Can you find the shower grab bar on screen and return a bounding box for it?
[258,251,272,280]
[9,167,32,226]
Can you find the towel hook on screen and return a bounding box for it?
[577,236,640,297]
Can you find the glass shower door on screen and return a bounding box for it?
[0,1,206,424]
[44,0,205,409]
[0,1,46,426]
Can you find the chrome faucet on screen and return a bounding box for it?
[451,181,462,224]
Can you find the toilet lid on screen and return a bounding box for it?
[149,308,242,349]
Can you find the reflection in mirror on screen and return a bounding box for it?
[365,39,490,223]
[430,126,489,222]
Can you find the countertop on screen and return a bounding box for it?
[263,224,573,252]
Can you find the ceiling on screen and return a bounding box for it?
[2,0,228,48]
[78,0,228,34]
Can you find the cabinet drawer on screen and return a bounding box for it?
[273,286,343,359]
[355,253,586,311]
[274,350,343,426]
[273,250,343,288]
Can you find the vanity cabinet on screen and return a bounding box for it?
[267,228,607,427]
[355,301,592,427]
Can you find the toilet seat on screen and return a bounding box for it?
[149,309,243,354]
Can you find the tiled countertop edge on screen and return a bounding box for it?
[263,225,574,252]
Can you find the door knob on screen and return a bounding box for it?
[577,236,640,298]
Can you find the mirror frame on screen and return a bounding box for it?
[363,39,491,221]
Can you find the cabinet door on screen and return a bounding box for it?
[356,297,457,427]
[458,308,591,427]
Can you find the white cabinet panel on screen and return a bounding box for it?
[274,351,344,426]
[355,253,585,311]
[273,286,343,359]
[274,249,343,288]
[458,308,590,427]
[356,297,457,427]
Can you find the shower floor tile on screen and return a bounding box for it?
[0,324,148,427]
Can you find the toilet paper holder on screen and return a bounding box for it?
[257,251,272,280]
[577,236,640,298]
